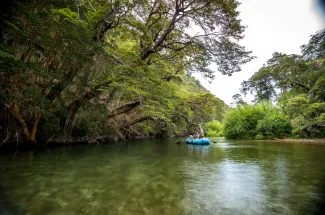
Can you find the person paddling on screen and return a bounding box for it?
[198,123,204,138]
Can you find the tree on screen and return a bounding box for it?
[239,29,325,138]
[301,29,325,60]
[0,0,252,144]
[135,0,254,76]
[49,0,254,137]
[231,93,245,106]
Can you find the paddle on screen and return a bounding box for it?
[175,140,184,145]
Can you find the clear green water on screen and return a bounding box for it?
[1,138,325,215]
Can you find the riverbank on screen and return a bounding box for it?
[267,138,325,144]
[0,135,113,151]
[0,134,179,151]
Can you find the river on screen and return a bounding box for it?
[0,138,325,214]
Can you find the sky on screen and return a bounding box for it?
[195,0,325,105]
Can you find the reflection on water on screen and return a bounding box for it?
[0,138,325,214]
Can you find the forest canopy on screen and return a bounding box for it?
[0,0,252,144]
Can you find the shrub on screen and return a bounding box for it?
[205,120,224,137]
[256,113,291,139]
[223,102,291,139]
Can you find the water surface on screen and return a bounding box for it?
[1,138,325,214]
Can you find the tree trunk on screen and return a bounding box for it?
[62,81,115,137]
[125,116,154,128]
[30,112,42,143]
[63,99,82,137]
[46,71,78,102]
[9,101,42,144]
[107,101,141,119]
[9,101,31,141]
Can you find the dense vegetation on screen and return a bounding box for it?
[215,29,325,139]
[205,120,223,137]
[222,102,291,139]
[0,0,252,145]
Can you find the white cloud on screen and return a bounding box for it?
[195,0,325,105]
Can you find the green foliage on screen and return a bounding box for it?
[255,112,291,139]
[75,103,109,136]
[285,94,325,137]
[223,103,264,139]
[223,102,291,139]
[205,120,224,137]
[239,29,325,138]
[0,0,250,143]
[301,29,325,60]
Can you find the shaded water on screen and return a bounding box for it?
[1,138,325,214]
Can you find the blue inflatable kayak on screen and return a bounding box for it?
[185,138,210,145]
